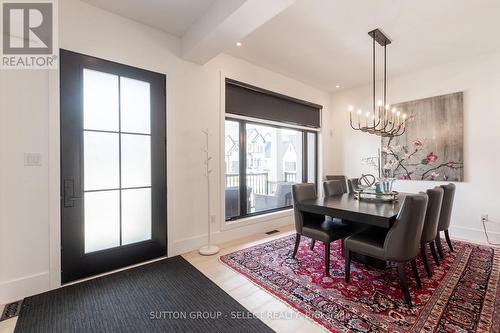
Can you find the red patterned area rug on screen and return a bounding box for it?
[220,234,500,332]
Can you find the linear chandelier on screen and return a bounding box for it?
[349,28,408,137]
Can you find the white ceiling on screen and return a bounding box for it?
[82,0,500,92]
[82,0,216,37]
[226,0,500,91]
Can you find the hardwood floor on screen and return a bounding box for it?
[0,225,326,333]
[183,225,328,333]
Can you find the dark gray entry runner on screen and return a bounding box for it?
[14,256,274,333]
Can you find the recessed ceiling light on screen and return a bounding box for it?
[236,42,242,47]
[335,85,341,88]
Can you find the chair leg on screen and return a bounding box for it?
[420,243,432,277]
[410,259,422,289]
[325,241,331,276]
[345,250,351,283]
[435,233,445,259]
[444,230,454,252]
[429,241,440,266]
[397,262,412,307]
[292,234,301,258]
[310,239,316,251]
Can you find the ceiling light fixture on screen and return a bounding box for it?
[348,29,409,137]
[236,42,242,47]
[335,85,340,88]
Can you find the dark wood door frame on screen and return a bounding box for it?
[60,49,167,283]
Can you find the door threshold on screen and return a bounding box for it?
[62,255,168,287]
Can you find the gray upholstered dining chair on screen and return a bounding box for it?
[435,183,456,258]
[323,180,345,197]
[322,180,346,250]
[347,178,360,193]
[292,183,353,276]
[420,187,444,277]
[344,194,429,306]
[325,175,348,193]
[323,179,365,255]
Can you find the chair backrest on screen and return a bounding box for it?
[225,186,252,217]
[275,182,293,206]
[325,175,348,193]
[347,178,360,193]
[421,187,444,243]
[437,183,456,231]
[323,180,344,197]
[292,183,323,234]
[384,194,428,261]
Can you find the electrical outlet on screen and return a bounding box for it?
[481,214,488,223]
[210,215,216,224]
[24,153,42,166]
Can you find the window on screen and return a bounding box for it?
[224,120,240,220]
[307,132,317,183]
[224,118,318,220]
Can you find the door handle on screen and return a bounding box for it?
[64,179,82,207]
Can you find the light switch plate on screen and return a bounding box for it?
[24,153,42,166]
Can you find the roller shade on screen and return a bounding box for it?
[225,79,322,128]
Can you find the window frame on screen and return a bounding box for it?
[225,116,318,221]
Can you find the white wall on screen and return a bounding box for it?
[0,0,332,303]
[7,0,496,305]
[329,52,500,244]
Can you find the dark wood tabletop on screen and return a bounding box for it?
[297,193,408,228]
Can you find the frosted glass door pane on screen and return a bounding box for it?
[84,131,119,191]
[120,77,151,134]
[121,134,151,188]
[122,188,152,245]
[83,69,119,131]
[84,190,120,253]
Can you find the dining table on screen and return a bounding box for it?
[296,192,409,267]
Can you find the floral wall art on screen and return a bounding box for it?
[381,92,464,181]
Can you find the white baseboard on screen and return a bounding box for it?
[449,224,500,245]
[3,222,495,305]
[171,221,500,256]
[0,272,50,304]
[171,217,293,256]
[1,217,293,303]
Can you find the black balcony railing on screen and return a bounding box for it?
[225,173,269,195]
[284,171,296,183]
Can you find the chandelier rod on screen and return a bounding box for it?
[373,36,376,116]
[384,43,387,108]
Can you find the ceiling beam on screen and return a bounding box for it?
[181,0,296,64]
